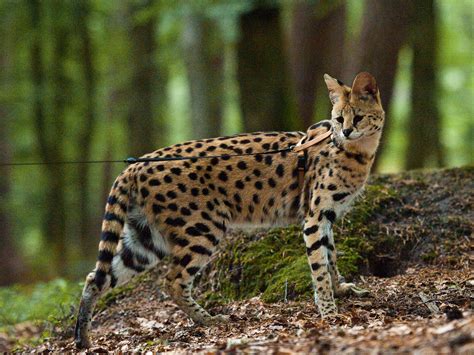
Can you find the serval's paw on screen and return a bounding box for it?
[336,282,370,297]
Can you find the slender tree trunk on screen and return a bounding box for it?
[237,6,292,132]
[127,0,156,156]
[47,0,69,274]
[345,0,415,169]
[182,13,223,138]
[0,33,25,285]
[405,0,444,169]
[30,0,68,274]
[29,0,48,161]
[288,1,346,128]
[75,0,98,258]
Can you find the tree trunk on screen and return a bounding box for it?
[0,28,25,285]
[288,1,346,128]
[345,0,415,170]
[30,0,69,274]
[127,0,157,156]
[48,0,69,274]
[237,6,292,132]
[75,0,98,258]
[182,13,224,139]
[405,0,444,169]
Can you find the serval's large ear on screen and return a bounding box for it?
[324,74,350,105]
[350,72,382,107]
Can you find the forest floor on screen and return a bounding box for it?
[4,167,473,353]
[22,266,474,354]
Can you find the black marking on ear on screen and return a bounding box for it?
[336,79,344,86]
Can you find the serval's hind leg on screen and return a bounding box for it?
[165,231,227,325]
[75,213,167,348]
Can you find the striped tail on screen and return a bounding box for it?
[93,175,131,290]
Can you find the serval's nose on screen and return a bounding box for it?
[343,128,353,138]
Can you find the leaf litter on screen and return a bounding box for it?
[18,266,473,354]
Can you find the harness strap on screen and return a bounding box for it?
[293,129,332,190]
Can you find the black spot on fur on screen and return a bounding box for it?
[333,192,350,201]
[304,225,318,235]
[324,210,336,223]
[237,161,247,170]
[171,167,181,175]
[276,164,284,177]
[149,179,160,186]
[180,207,192,216]
[187,267,200,275]
[165,217,186,227]
[218,171,228,182]
[190,245,212,256]
[140,187,149,198]
[180,254,192,267]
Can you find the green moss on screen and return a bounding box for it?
[262,254,312,302]
[199,182,400,304]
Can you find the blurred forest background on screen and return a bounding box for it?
[0,0,472,285]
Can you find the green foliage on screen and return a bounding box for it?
[0,0,472,284]
[0,279,82,328]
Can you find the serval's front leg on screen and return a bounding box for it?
[323,220,370,298]
[303,206,338,317]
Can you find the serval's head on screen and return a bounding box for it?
[324,72,384,152]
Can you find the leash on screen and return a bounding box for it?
[124,147,294,164]
[1,129,332,190]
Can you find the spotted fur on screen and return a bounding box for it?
[75,72,385,348]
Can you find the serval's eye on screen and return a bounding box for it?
[353,115,364,125]
[335,116,344,124]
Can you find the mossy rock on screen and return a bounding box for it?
[197,167,473,305]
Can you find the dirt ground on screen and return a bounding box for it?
[21,266,473,353]
[9,167,474,353]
